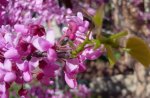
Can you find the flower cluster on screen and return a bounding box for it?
[0,0,108,27]
[62,12,103,88]
[0,0,66,26]
[0,0,105,98]
[0,11,103,97]
[0,23,59,97]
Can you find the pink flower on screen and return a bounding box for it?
[32,37,52,52]
[63,12,89,42]
[23,71,32,82]
[64,58,86,88]
[14,24,28,35]
[0,59,16,83]
[37,60,59,85]
[4,72,16,83]
[82,47,103,60]
[64,72,77,88]
[4,47,20,60]
[15,61,33,83]
[65,59,79,76]
[47,48,57,62]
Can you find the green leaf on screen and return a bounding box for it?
[105,45,116,67]
[92,5,104,28]
[126,36,150,67]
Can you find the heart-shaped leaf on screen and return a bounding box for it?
[126,36,150,67]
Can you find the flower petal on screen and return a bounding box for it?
[16,61,29,71]
[14,24,28,34]
[47,49,57,62]
[4,72,16,82]
[4,48,20,60]
[64,72,77,88]
[65,58,79,74]
[4,59,12,71]
[32,37,51,52]
[23,71,32,82]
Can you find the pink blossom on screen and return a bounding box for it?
[63,12,89,42]
[4,47,20,60]
[82,47,103,60]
